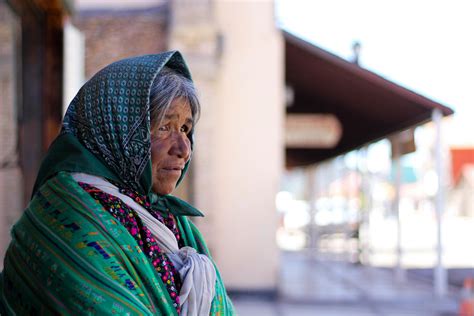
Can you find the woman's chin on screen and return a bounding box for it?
[152,183,176,195]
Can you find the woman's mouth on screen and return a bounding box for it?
[161,167,183,175]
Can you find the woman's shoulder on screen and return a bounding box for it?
[30,171,117,226]
[34,171,82,195]
[36,171,115,200]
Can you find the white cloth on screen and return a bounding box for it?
[72,173,217,316]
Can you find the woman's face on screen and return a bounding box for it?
[151,98,193,195]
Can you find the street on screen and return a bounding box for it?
[231,252,462,316]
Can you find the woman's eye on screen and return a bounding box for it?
[158,125,169,132]
[180,125,190,133]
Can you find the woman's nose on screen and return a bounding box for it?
[170,132,191,160]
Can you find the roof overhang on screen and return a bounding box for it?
[285,31,454,168]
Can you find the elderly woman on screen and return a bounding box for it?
[0,52,234,315]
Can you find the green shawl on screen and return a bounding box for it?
[0,52,234,315]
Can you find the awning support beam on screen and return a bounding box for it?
[392,134,405,282]
[433,108,447,297]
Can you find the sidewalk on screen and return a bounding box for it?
[232,252,460,316]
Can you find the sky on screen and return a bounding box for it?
[276,0,474,145]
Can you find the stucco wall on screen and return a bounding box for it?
[170,0,284,290]
[212,0,283,290]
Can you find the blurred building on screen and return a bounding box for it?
[1,0,464,298]
[448,148,474,217]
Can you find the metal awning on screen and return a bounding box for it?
[285,31,454,167]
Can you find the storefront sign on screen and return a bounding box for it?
[286,114,342,148]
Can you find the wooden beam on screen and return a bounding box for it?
[18,5,45,202]
[42,10,64,152]
[7,0,66,202]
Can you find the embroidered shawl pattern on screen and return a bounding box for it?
[1,172,234,315]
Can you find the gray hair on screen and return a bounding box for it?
[149,66,201,131]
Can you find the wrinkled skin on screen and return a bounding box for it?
[151,98,193,195]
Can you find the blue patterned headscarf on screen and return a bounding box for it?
[32,52,201,216]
